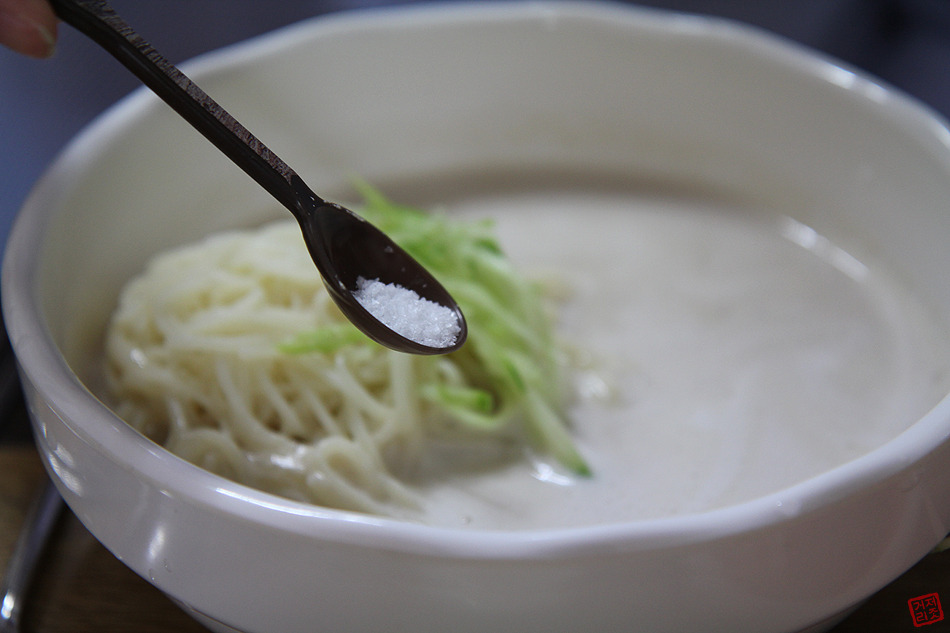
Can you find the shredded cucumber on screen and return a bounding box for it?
[282,183,590,476]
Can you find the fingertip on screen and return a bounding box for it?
[0,0,58,58]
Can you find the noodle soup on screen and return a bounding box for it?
[11,4,950,631]
[104,185,950,530]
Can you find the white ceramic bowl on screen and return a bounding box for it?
[6,2,950,632]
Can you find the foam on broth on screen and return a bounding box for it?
[406,188,950,530]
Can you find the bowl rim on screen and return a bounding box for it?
[5,0,950,559]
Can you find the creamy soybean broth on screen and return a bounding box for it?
[406,189,950,530]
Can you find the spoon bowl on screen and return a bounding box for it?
[48,0,466,355]
[292,177,467,353]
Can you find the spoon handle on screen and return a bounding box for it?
[48,0,314,215]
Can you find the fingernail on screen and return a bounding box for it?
[28,18,56,58]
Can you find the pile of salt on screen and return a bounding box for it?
[353,277,461,348]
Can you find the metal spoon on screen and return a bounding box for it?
[0,480,63,633]
[48,0,467,355]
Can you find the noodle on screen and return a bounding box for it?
[105,220,520,516]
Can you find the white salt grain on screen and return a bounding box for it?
[353,277,460,348]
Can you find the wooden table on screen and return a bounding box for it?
[3,444,950,632]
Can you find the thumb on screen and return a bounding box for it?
[0,0,57,58]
